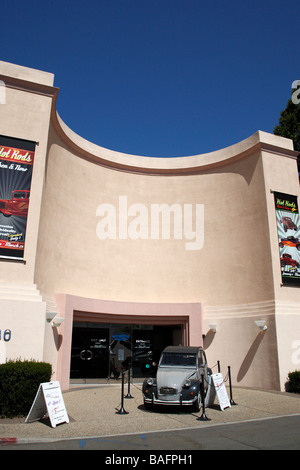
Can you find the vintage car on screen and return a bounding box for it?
[142,346,209,411]
[279,237,300,251]
[0,190,30,217]
[280,253,299,268]
[282,216,297,232]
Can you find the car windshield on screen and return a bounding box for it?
[160,353,197,368]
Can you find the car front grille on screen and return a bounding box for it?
[160,387,177,395]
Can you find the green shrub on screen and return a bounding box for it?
[0,360,52,418]
[287,370,300,393]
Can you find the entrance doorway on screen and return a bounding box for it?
[70,322,182,382]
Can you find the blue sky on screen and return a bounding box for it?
[1,0,299,158]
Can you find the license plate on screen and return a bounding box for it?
[160,387,177,395]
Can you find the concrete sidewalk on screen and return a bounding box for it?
[0,383,300,444]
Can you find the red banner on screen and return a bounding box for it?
[274,191,300,286]
[0,136,36,259]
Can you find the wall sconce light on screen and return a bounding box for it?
[51,317,65,328]
[208,324,217,333]
[255,320,267,331]
[46,311,57,323]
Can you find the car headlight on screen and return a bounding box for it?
[183,379,191,388]
[147,378,154,386]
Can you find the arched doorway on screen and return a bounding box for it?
[70,321,183,383]
[54,294,203,390]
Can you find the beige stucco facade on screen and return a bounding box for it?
[0,60,299,391]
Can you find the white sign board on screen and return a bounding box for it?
[26,381,69,428]
[211,373,231,411]
[205,373,216,408]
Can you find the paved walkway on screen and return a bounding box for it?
[0,383,299,444]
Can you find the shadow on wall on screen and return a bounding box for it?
[203,330,216,349]
[52,328,63,351]
[237,330,266,382]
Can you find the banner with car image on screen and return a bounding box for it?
[274,191,300,286]
[0,135,36,260]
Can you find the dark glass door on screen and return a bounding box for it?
[132,329,154,377]
[70,323,109,379]
[70,322,183,381]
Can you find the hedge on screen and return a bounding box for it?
[0,360,52,418]
[287,371,300,393]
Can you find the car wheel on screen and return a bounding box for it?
[193,392,201,412]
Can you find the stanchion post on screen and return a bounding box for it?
[217,360,221,373]
[228,366,237,405]
[116,371,129,414]
[197,373,211,421]
[125,367,134,399]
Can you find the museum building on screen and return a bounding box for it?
[0,60,299,391]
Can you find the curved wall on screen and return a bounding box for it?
[35,121,276,307]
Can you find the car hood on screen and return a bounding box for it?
[156,367,197,390]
